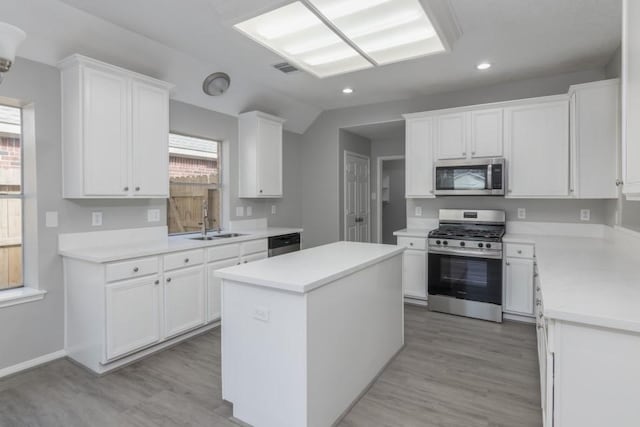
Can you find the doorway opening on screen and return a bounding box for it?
[377,156,406,244]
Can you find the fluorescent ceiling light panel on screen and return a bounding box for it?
[308,0,445,65]
[234,2,372,78]
[234,0,446,77]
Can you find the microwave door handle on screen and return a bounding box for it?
[487,164,493,190]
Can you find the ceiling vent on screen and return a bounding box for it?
[273,62,299,74]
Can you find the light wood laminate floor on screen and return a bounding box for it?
[0,306,541,426]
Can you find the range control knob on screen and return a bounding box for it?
[478,243,484,248]
[460,241,466,247]
[486,243,492,249]
[443,240,448,246]
[435,240,441,245]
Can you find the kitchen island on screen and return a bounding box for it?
[216,241,405,427]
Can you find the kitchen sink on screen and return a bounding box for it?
[189,233,244,241]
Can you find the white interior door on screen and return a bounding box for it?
[344,152,370,242]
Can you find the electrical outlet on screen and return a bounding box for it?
[246,206,253,217]
[236,206,244,217]
[253,306,270,322]
[414,206,423,217]
[45,211,58,228]
[271,205,277,215]
[91,212,103,227]
[580,209,591,221]
[147,209,160,222]
[517,208,526,219]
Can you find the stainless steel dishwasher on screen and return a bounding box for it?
[268,233,301,257]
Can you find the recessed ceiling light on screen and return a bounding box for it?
[476,62,492,70]
[342,87,354,94]
[234,0,447,78]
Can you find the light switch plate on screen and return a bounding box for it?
[271,205,277,215]
[147,209,161,222]
[253,306,270,322]
[246,206,253,217]
[91,212,103,227]
[236,206,244,217]
[414,206,423,217]
[517,208,526,219]
[580,209,591,221]
[45,211,58,228]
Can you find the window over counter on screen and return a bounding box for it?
[167,133,221,235]
[0,104,22,290]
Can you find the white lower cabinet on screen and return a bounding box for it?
[503,243,535,318]
[64,237,269,374]
[164,265,206,339]
[397,236,428,300]
[105,275,161,360]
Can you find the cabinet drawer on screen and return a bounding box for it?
[164,249,204,271]
[397,237,427,250]
[505,243,534,259]
[106,257,159,282]
[207,243,241,262]
[242,239,268,256]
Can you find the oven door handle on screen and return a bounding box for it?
[428,248,503,260]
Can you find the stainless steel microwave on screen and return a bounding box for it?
[434,158,506,196]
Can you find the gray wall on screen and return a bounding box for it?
[370,138,405,243]
[301,68,607,248]
[381,159,406,244]
[408,198,610,225]
[0,58,302,371]
[338,129,371,240]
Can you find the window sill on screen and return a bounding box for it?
[0,287,47,309]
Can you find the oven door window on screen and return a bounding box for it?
[436,166,488,190]
[428,253,502,304]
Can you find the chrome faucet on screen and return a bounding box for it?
[201,199,208,238]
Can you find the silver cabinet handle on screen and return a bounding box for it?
[184,258,189,263]
[259,189,263,194]
[124,187,129,192]
[409,242,414,246]
[133,267,139,273]
[537,324,544,330]
[536,286,540,291]
[505,261,510,266]
[135,187,140,191]
[538,312,543,319]
[536,299,541,306]
[154,280,159,285]
[166,277,172,283]
[517,250,522,254]
[244,260,248,264]
[616,179,623,186]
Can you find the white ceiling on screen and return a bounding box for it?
[4,0,621,133]
[345,120,406,141]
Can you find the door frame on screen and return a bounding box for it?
[343,150,371,242]
[376,155,405,243]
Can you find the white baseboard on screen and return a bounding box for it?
[404,297,428,307]
[0,349,66,379]
[503,313,536,324]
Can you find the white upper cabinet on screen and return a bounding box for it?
[470,108,503,158]
[569,79,620,199]
[238,111,285,198]
[504,98,570,198]
[434,108,503,161]
[435,112,467,160]
[623,0,640,198]
[59,55,173,199]
[404,116,435,198]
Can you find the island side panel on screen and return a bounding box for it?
[221,279,308,427]
[306,254,404,427]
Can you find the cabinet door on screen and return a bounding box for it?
[105,276,161,360]
[164,265,206,339]
[83,67,130,196]
[505,100,570,197]
[470,108,503,158]
[256,118,283,197]
[131,79,169,197]
[571,83,619,199]
[403,249,427,299]
[623,0,640,196]
[405,118,435,198]
[504,257,534,315]
[435,113,467,160]
[207,258,238,322]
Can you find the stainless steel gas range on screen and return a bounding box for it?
[427,209,505,323]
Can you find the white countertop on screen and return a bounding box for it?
[215,241,405,294]
[504,232,640,333]
[393,228,432,238]
[59,227,303,263]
